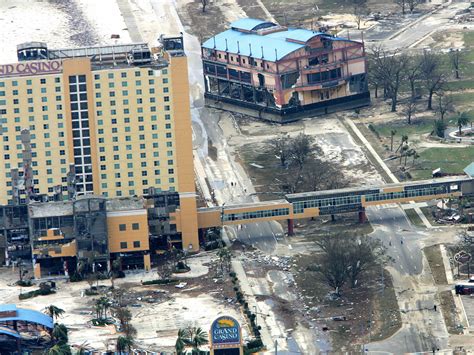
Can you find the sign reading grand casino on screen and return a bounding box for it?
[0,60,62,78]
[210,316,242,348]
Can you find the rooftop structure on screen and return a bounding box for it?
[201,18,370,122]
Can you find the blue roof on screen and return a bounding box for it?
[0,304,53,329]
[0,326,20,338]
[203,19,333,61]
[230,18,275,31]
[464,162,474,178]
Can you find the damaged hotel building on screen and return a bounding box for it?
[202,18,370,122]
[0,37,200,277]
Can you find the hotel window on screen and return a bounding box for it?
[27,89,33,94]
[120,242,127,249]
[121,72,127,78]
[163,78,168,84]
[149,88,155,94]
[108,73,114,79]
[94,74,100,80]
[133,241,140,248]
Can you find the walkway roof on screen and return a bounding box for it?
[464,162,474,178]
[0,326,20,338]
[0,304,53,329]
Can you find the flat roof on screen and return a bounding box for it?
[198,199,290,213]
[29,201,74,218]
[0,304,53,329]
[106,196,145,211]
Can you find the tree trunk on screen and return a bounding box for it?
[374,85,378,99]
[390,136,394,151]
[455,69,460,79]
[391,94,397,112]
[427,90,434,110]
[410,81,415,99]
[407,113,411,124]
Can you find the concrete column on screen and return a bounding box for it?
[33,262,41,279]
[358,209,367,223]
[287,219,294,236]
[143,254,151,272]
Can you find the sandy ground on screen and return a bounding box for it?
[0,0,131,64]
[0,252,248,352]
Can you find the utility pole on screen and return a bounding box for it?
[274,339,278,355]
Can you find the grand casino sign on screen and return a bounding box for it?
[210,315,243,354]
[0,60,62,78]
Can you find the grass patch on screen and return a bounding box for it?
[445,79,474,91]
[424,245,448,285]
[463,31,474,48]
[410,146,474,180]
[451,92,474,107]
[404,209,425,227]
[372,117,435,138]
[439,291,464,335]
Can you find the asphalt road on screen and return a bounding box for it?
[367,205,424,275]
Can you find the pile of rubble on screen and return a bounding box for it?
[245,251,293,271]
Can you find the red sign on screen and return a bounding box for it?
[0,60,62,78]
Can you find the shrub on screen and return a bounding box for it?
[19,288,56,300]
[16,280,32,287]
[244,338,264,355]
[91,318,114,326]
[141,279,179,286]
[69,273,83,282]
[85,289,99,296]
[229,272,236,278]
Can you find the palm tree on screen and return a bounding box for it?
[175,328,187,355]
[44,305,65,321]
[43,343,72,355]
[116,335,134,353]
[457,112,470,136]
[96,296,111,319]
[185,326,208,353]
[395,135,408,153]
[52,323,69,345]
[390,129,397,151]
[73,341,90,355]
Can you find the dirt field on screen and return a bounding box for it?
[0,252,248,352]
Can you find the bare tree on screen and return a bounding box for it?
[395,0,407,15]
[309,233,389,294]
[377,49,408,112]
[420,51,446,110]
[435,93,454,121]
[352,0,368,30]
[449,49,463,79]
[270,134,291,167]
[407,0,421,13]
[403,99,417,124]
[406,57,422,100]
[290,133,317,169]
[201,0,208,13]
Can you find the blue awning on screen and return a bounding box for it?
[0,304,53,329]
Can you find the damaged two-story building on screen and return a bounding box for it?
[201,18,370,122]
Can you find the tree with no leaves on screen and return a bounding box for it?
[435,93,454,121]
[449,49,463,79]
[395,0,407,15]
[270,134,291,167]
[201,0,208,13]
[352,0,368,30]
[309,233,388,294]
[406,57,422,100]
[407,0,421,13]
[420,51,446,110]
[403,99,417,124]
[290,133,317,169]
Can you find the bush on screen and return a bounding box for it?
[229,272,236,278]
[16,280,32,287]
[91,318,114,326]
[244,338,264,355]
[19,288,56,300]
[141,279,179,286]
[85,289,99,296]
[69,273,83,282]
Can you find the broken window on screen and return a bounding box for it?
[280,72,299,89]
[308,57,319,66]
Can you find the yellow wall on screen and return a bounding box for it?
[106,211,150,253]
[33,240,77,258]
[38,228,64,241]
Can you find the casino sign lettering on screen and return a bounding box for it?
[211,316,241,347]
[0,60,62,78]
